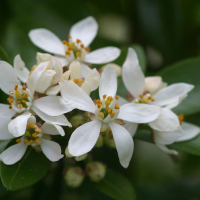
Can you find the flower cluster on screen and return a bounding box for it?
[0,16,199,176]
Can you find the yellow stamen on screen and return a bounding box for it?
[148,96,152,100]
[115,104,120,109]
[110,111,116,118]
[80,44,84,48]
[10,99,14,104]
[22,86,27,91]
[65,51,70,55]
[9,90,14,95]
[68,47,72,51]
[108,109,112,114]
[35,138,41,145]
[76,52,81,57]
[29,124,35,129]
[17,100,21,104]
[22,100,27,103]
[85,47,89,51]
[105,100,111,106]
[98,112,104,119]
[139,94,143,98]
[29,140,34,145]
[62,40,69,46]
[16,139,21,143]
[46,66,51,70]
[35,127,41,133]
[14,84,18,90]
[9,105,12,109]
[7,97,11,102]
[68,35,72,38]
[115,95,119,100]
[24,139,29,145]
[107,96,113,102]
[103,94,107,99]
[151,98,155,102]
[15,90,21,98]
[32,133,37,138]
[97,104,101,108]
[76,39,81,43]
[178,114,184,124]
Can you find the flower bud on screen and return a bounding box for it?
[75,153,88,161]
[95,134,104,148]
[65,146,73,158]
[86,162,106,182]
[70,114,87,128]
[100,63,122,77]
[64,167,85,188]
[104,130,116,149]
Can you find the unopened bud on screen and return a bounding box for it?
[100,63,122,77]
[69,60,81,79]
[86,162,106,182]
[65,146,73,158]
[75,153,88,161]
[70,114,87,128]
[95,134,104,148]
[104,130,116,149]
[64,167,85,188]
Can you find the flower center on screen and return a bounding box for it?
[7,85,33,113]
[133,93,155,104]
[69,78,84,87]
[62,35,89,63]
[16,123,42,146]
[95,95,120,121]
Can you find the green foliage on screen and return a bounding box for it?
[94,168,136,200]
[0,140,51,191]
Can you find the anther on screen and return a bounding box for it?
[65,51,70,55]
[103,94,107,99]
[97,104,101,108]
[35,138,41,145]
[16,139,21,143]
[32,133,37,138]
[22,100,27,103]
[35,127,41,133]
[108,109,112,114]
[9,105,12,109]
[14,84,18,90]
[46,66,51,70]
[151,98,155,102]
[139,94,143,98]
[9,90,14,95]
[85,47,89,51]
[24,139,29,145]
[10,99,14,104]
[107,96,113,102]
[115,104,120,109]
[23,94,28,98]
[110,111,116,118]
[148,96,152,100]
[178,114,184,124]
[29,124,35,129]
[76,39,81,43]
[17,100,21,104]
[68,47,72,51]
[62,40,69,46]
[80,44,84,48]
[22,86,27,91]
[76,52,81,57]
[115,95,119,100]
[68,35,72,38]
[98,112,104,119]
[7,97,11,102]
[29,140,34,145]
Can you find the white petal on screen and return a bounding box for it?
[176,122,200,142]
[85,68,100,91]
[51,57,63,85]
[41,122,65,136]
[109,122,134,168]
[29,28,65,55]
[40,139,63,162]
[117,96,129,106]
[0,61,21,94]
[68,120,101,156]
[35,69,56,93]
[33,96,74,116]
[14,55,29,83]
[45,85,60,96]
[149,108,180,132]
[155,143,178,155]
[123,121,138,137]
[118,103,161,123]
[60,80,95,113]
[80,63,92,79]
[84,47,121,64]
[27,61,49,94]
[8,111,32,137]
[154,128,183,145]
[151,83,194,106]
[0,117,15,140]
[0,104,16,118]
[69,60,81,79]
[32,105,71,126]
[122,48,145,98]
[0,143,28,165]
[99,64,117,99]
[70,16,98,46]
[81,81,91,95]
[53,56,69,67]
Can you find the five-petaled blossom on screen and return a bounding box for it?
[0,114,64,164]
[60,65,161,168]
[28,16,121,78]
[119,48,195,153]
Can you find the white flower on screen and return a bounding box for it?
[60,65,161,168]
[28,16,121,77]
[0,61,72,134]
[119,48,194,136]
[0,114,64,165]
[153,119,200,155]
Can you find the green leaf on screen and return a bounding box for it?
[157,57,200,116]
[135,129,200,156]
[0,140,51,191]
[0,45,11,63]
[94,168,136,200]
[0,140,10,154]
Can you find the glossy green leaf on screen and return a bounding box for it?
[0,141,10,154]
[157,57,200,116]
[0,45,11,63]
[94,168,136,200]
[135,129,200,156]
[0,140,51,191]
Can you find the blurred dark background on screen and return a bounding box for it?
[1,0,200,199]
